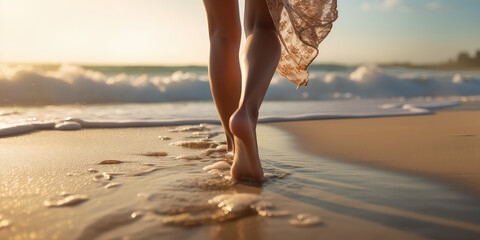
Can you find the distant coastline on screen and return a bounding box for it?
[381,49,480,71]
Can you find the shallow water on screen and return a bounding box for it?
[1,124,480,239]
[0,99,464,138]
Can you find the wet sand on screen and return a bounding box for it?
[1,117,480,239]
[0,125,432,240]
[271,110,480,196]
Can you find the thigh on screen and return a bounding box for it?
[203,0,241,38]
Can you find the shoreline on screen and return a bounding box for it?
[2,112,480,239]
[269,109,480,197]
[0,124,447,240]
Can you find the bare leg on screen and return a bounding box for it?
[229,0,281,180]
[203,0,242,152]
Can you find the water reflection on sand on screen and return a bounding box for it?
[0,124,479,240]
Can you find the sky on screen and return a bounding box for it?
[0,0,479,65]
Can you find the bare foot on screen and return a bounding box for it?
[229,106,264,180]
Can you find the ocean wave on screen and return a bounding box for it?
[1,64,480,105]
[0,64,211,105]
[0,100,461,138]
[267,65,480,100]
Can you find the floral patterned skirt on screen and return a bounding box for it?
[265,0,338,88]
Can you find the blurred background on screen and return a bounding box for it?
[0,0,479,132]
[1,0,479,104]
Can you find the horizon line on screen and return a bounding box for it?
[0,60,452,67]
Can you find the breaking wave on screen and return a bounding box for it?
[1,64,479,105]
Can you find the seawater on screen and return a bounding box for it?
[0,100,464,137]
[1,63,479,137]
[1,63,480,105]
[2,64,480,239]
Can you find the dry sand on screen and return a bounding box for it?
[271,110,480,196]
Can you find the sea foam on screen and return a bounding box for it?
[0,100,462,138]
[1,63,480,105]
[1,63,476,138]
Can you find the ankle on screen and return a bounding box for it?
[229,107,252,137]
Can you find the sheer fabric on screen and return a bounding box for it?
[265,0,338,88]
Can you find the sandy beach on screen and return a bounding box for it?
[2,0,480,238]
[1,113,480,239]
[271,109,480,196]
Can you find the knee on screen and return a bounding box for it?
[209,26,241,47]
[245,17,278,37]
[244,0,277,36]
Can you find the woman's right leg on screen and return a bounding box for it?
[203,0,242,153]
[229,0,281,180]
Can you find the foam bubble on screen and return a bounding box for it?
[208,193,261,214]
[105,182,121,189]
[158,136,171,140]
[54,121,82,130]
[0,215,12,229]
[203,161,231,171]
[176,155,202,160]
[44,195,89,207]
[258,209,291,217]
[162,211,219,226]
[102,172,113,180]
[206,169,230,178]
[170,140,218,149]
[402,104,425,113]
[289,214,322,227]
[378,103,401,109]
[263,172,290,179]
[452,73,463,83]
[131,211,144,219]
[168,124,208,132]
[189,131,220,139]
[203,145,228,156]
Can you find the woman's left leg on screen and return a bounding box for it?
[202,0,242,153]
